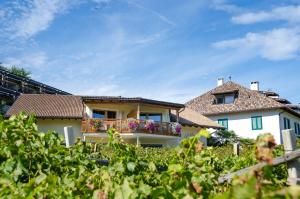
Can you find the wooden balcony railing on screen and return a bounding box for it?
[81,119,180,137]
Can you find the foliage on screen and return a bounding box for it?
[208,130,239,146]
[0,113,297,198]
[0,64,31,78]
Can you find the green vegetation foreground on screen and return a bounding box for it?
[0,113,299,198]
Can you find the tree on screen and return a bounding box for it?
[8,66,31,78]
[0,63,31,78]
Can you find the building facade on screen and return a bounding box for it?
[6,94,222,147]
[186,79,300,144]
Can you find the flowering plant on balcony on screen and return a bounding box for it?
[145,120,155,133]
[89,119,104,131]
[170,122,182,135]
[127,118,139,132]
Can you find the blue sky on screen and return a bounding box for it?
[0,0,299,103]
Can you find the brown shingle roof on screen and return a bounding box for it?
[82,96,184,109]
[5,94,83,119]
[5,94,184,119]
[171,108,224,129]
[186,81,298,116]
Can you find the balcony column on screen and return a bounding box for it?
[136,136,140,147]
[137,104,140,120]
[176,109,179,123]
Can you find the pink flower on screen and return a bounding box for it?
[145,120,155,132]
[128,120,139,131]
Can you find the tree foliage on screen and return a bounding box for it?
[0,63,31,78]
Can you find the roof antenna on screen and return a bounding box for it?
[229,76,232,81]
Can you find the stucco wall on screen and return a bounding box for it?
[85,103,170,122]
[208,110,282,144]
[37,119,82,139]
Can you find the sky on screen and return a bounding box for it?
[0,0,299,104]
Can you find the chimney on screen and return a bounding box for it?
[250,81,260,91]
[217,78,224,86]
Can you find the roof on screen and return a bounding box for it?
[82,96,184,109]
[5,94,83,119]
[5,94,184,119]
[186,81,300,117]
[170,108,224,129]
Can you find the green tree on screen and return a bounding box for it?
[8,65,31,78]
[0,63,31,78]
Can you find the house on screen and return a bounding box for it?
[6,94,223,147]
[0,68,70,114]
[186,79,300,144]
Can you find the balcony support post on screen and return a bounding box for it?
[136,136,140,147]
[176,109,179,123]
[137,104,140,120]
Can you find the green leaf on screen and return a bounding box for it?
[35,173,47,185]
[127,162,135,172]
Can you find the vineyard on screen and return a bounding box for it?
[0,113,300,198]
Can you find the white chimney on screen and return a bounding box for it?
[250,81,260,91]
[217,78,224,86]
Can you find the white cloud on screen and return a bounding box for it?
[232,5,300,24]
[4,51,48,68]
[1,0,77,39]
[127,0,176,26]
[77,84,126,96]
[213,28,300,60]
[211,0,241,13]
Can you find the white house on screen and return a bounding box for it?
[6,94,222,147]
[186,79,300,144]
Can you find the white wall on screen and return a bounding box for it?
[208,110,282,144]
[37,119,82,139]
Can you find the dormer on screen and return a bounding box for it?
[212,89,238,105]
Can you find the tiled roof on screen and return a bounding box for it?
[82,96,184,109]
[5,94,184,119]
[186,81,298,116]
[170,108,224,129]
[5,94,83,119]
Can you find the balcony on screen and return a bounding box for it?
[81,118,180,137]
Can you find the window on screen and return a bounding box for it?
[140,113,162,122]
[217,97,225,104]
[284,117,291,129]
[107,111,116,119]
[225,95,235,104]
[294,122,300,135]
[93,110,105,119]
[252,116,263,130]
[215,94,236,104]
[92,110,117,119]
[218,118,228,129]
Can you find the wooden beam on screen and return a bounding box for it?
[218,149,300,184]
[176,109,179,123]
